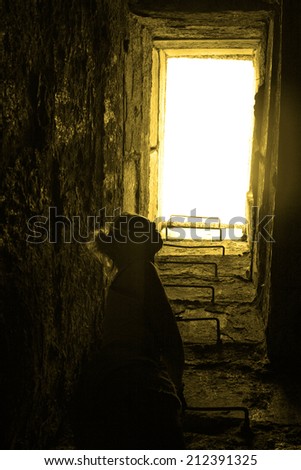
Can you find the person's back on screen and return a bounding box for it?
[102,261,160,364]
[71,213,185,450]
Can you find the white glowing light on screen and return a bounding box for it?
[160,58,256,225]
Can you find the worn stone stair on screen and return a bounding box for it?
[155,239,262,346]
[154,240,301,449]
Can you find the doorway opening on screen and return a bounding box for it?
[162,57,255,225]
[149,44,260,241]
[161,57,256,239]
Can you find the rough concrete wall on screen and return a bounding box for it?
[257,16,282,325]
[123,14,153,217]
[1,0,127,449]
[249,9,282,326]
[268,0,301,366]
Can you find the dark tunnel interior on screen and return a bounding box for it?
[1,0,301,451]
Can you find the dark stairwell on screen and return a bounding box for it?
[156,240,301,449]
[2,0,301,451]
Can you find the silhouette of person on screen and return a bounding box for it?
[72,213,185,450]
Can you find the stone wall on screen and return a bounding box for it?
[250,6,282,325]
[1,0,128,449]
[123,14,153,216]
[2,0,301,451]
[268,0,301,366]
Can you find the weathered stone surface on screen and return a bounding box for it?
[2,0,128,449]
[2,0,301,451]
[123,14,153,214]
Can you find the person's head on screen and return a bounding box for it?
[94,212,163,268]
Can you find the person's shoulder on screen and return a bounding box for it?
[143,260,161,278]
[117,259,157,280]
[128,260,161,284]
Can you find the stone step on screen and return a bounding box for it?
[176,303,265,346]
[183,361,301,428]
[159,239,250,256]
[156,241,252,278]
[156,257,250,278]
[162,277,256,304]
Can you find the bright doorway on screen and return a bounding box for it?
[159,57,256,232]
